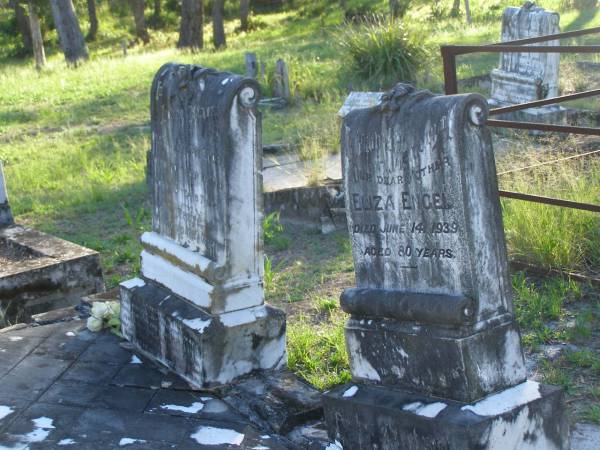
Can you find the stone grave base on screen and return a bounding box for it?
[120,278,287,388]
[323,381,569,450]
[345,317,526,402]
[0,225,104,327]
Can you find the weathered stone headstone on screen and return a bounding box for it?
[0,162,13,228]
[245,52,258,78]
[323,84,569,449]
[274,59,291,103]
[490,2,565,124]
[120,64,286,388]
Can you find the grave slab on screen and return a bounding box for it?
[324,83,568,449]
[121,63,286,388]
[0,224,104,327]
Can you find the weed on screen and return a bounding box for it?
[337,14,427,88]
[583,405,600,424]
[316,296,339,313]
[263,211,291,250]
[287,315,351,390]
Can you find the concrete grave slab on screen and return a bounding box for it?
[0,225,104,327]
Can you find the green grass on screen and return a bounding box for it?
[2,0,600,396]
[498,139,600,273]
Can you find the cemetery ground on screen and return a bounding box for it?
[1,0,600,438]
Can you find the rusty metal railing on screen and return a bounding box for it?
[440,26,600,214]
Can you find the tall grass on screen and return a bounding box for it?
[337,15,427,88]
[498,138,600,272]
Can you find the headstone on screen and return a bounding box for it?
[323,84,569,449]
[0,162,14,228]
[274,59,291,103]
[120,64,286,388]
[490,2,565,124]
[245,52,258,78]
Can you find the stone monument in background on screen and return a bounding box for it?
[323,84,569,449]
[120,64,286,388]
[490,2,565,123]
[0,162,13,227]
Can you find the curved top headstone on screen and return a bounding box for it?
[342,84,513,328]
[144,64,263,309]
[491,2,560,103]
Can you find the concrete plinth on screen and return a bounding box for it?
[323,381,569,450]
[344,317,526,403]
[120,278,287,388]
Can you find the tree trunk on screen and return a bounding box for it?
[153,0,161,22]
[389,0,400,18]
[11,0,32,52]
[87,0,99,41]
[178,0,203,49]
[450,0,460,17]
[130,0,150,44]
[240,0,250,31]
[27,1,46,70]
[464,0,472,24]
[50,0,89,65]
[212,0,226,49]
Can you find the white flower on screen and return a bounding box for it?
[87,316,104,332]
[91,302,111,319]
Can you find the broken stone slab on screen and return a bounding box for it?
[31,305,79,325]
[323,381,569,450]
[287,420,333,450]
[0,225,104,327]
[219,370,323,435]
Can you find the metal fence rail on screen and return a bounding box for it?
[440,26,600,213]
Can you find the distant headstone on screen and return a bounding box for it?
[323,84,569,449]
[245,52,258,78]
[0,162,14,228]
[274,59,291,103]
[490,2,565,126]
[120,64,286,388]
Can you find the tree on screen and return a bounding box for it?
[450,0,460,17]
[153,0,161,25]
[50,0,89,65]
[464,0,472,25]
[27,1,46,70]
[212,0,226,48]
[240,0,250,31]
[10,0,32,52]
[130,0,150,44]
[178,0,203,49]
[86,0,98,41]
